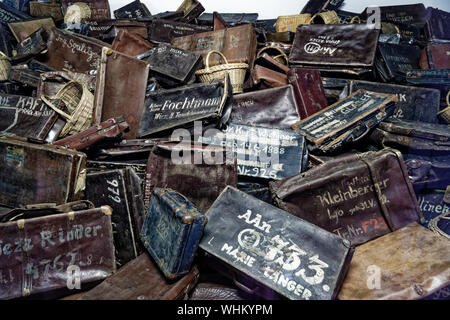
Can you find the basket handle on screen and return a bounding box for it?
[205,50,228,70]
[447,91,450,107]
[40,95,73,120]
[257,46,287,59]
[350,16,361,24]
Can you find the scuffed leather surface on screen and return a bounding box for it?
[270,149,423,245]
[231,85,300,129]
[339,223,450,300]
[78,254,200,300]
[190,283,244,300]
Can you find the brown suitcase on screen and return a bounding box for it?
[0,135,86,208]
[42,28,110,74]
[171,24,257,68]
[54,116,130,151]
[93,47,149,139]
[78,253,200,300]
[230,85,300,129]
[0,204,116,300]
[270,148,424,246]
[144,142,237,212]
[338,223,450,300]
[8,17,56,42]
[111,29,154,57]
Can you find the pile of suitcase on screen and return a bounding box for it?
[0,0,449,300]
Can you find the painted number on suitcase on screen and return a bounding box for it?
[106,179,121,203]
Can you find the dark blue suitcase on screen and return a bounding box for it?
[141,188,207,280]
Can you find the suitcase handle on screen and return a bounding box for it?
[232,274,257,295]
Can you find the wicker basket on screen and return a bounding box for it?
[437,91,450,124]
[310,11,340,24]
[41,80,94,137]
[257,46,289,66]
[350,16,361,24]
[276,14,311,32]
[195,51,248,94]
[0,51,11,82]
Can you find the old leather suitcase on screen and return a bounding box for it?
[368,119,450,164]
[42,28,109,74]
[177,0,204,23]
[197,13,259,26]
[289,24,380,77]
[85,167,145,267]
[0,21,17,57]
[406,158,450,193]
[292,90,398,153]
[78,253,200,300]
[269,148,423,246]
[417,189,450,239]
[61,0,110,20]
[12,27,47,63]
[8,67,40,88]
[198,122,307,180]
[300,0,344,15]
[144,142,237,212]
[405,69,450,110]
[251,65,288,89]
[93,47,149,140]
[171,24,257,68]
[82,19,148,40]
[29,2,63,21]
[54,117,129,151]
[8,17,55,42]
[0,204,116,300]
[141,188,206,279]
[144,43,202,88]
[0,2,30,23]
[0,94,62,141]
[87,138,166,161]
[199,186,353,300]
[376,43,422,83]
[378,3,427,27]
[137,76,232,138]
[0,135,86,208]
[287,68,328,120]
[111,29,154,57]
[338,223,450,300]
[113,0,151,19]
[422,43,450,70]
[230,85,300,129]
[348,80,441,124]
[87,160,147,184]
[424,7,450,43]
[148,19,211,44]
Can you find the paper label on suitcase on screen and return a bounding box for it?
[349,81,441,124]
[86,170,142,267]
[137,79,230,138]
[0,207,115,300]
[293,90,398,145]
[0,94,59,141]
[198,123,306,180]
[199,186,352,300]
[61,0,111,20]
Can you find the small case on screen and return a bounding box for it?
[141,188,207,280]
